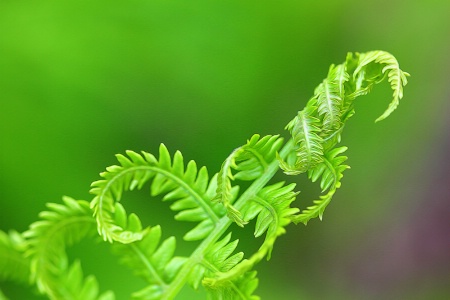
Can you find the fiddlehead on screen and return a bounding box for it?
[279,50,409,226]
[90,145,226,245]
[0,50,408,299]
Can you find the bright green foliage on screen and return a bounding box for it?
[0,51,408,299]
[90,145,227,244]
[279,50,409,225]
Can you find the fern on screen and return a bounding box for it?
[0,50,409,299]
[90,145,228,244]
[352,51,409,121]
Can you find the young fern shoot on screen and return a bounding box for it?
[0,50,409,300]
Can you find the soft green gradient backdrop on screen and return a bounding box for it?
[1,0,449,299]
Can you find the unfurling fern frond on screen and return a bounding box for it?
[0,50,408,299]
[347,51,409,122]
[279,50,408,224]
[90,145,226,244]
[23,196,114,300]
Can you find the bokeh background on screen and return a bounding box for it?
[1,0,449,299]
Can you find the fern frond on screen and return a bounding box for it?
[0,50,408,300]
[279,50,408,224]
[90,145,226,244]
[292,147,349,225]
[279,106,324,175]
[23,196,113,299]
[0,230,30,284]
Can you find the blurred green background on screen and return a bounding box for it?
[1,0,449,299]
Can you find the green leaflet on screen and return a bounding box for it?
[0,50,408,299]
[352,51,410,122]
[278,51,408,227]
